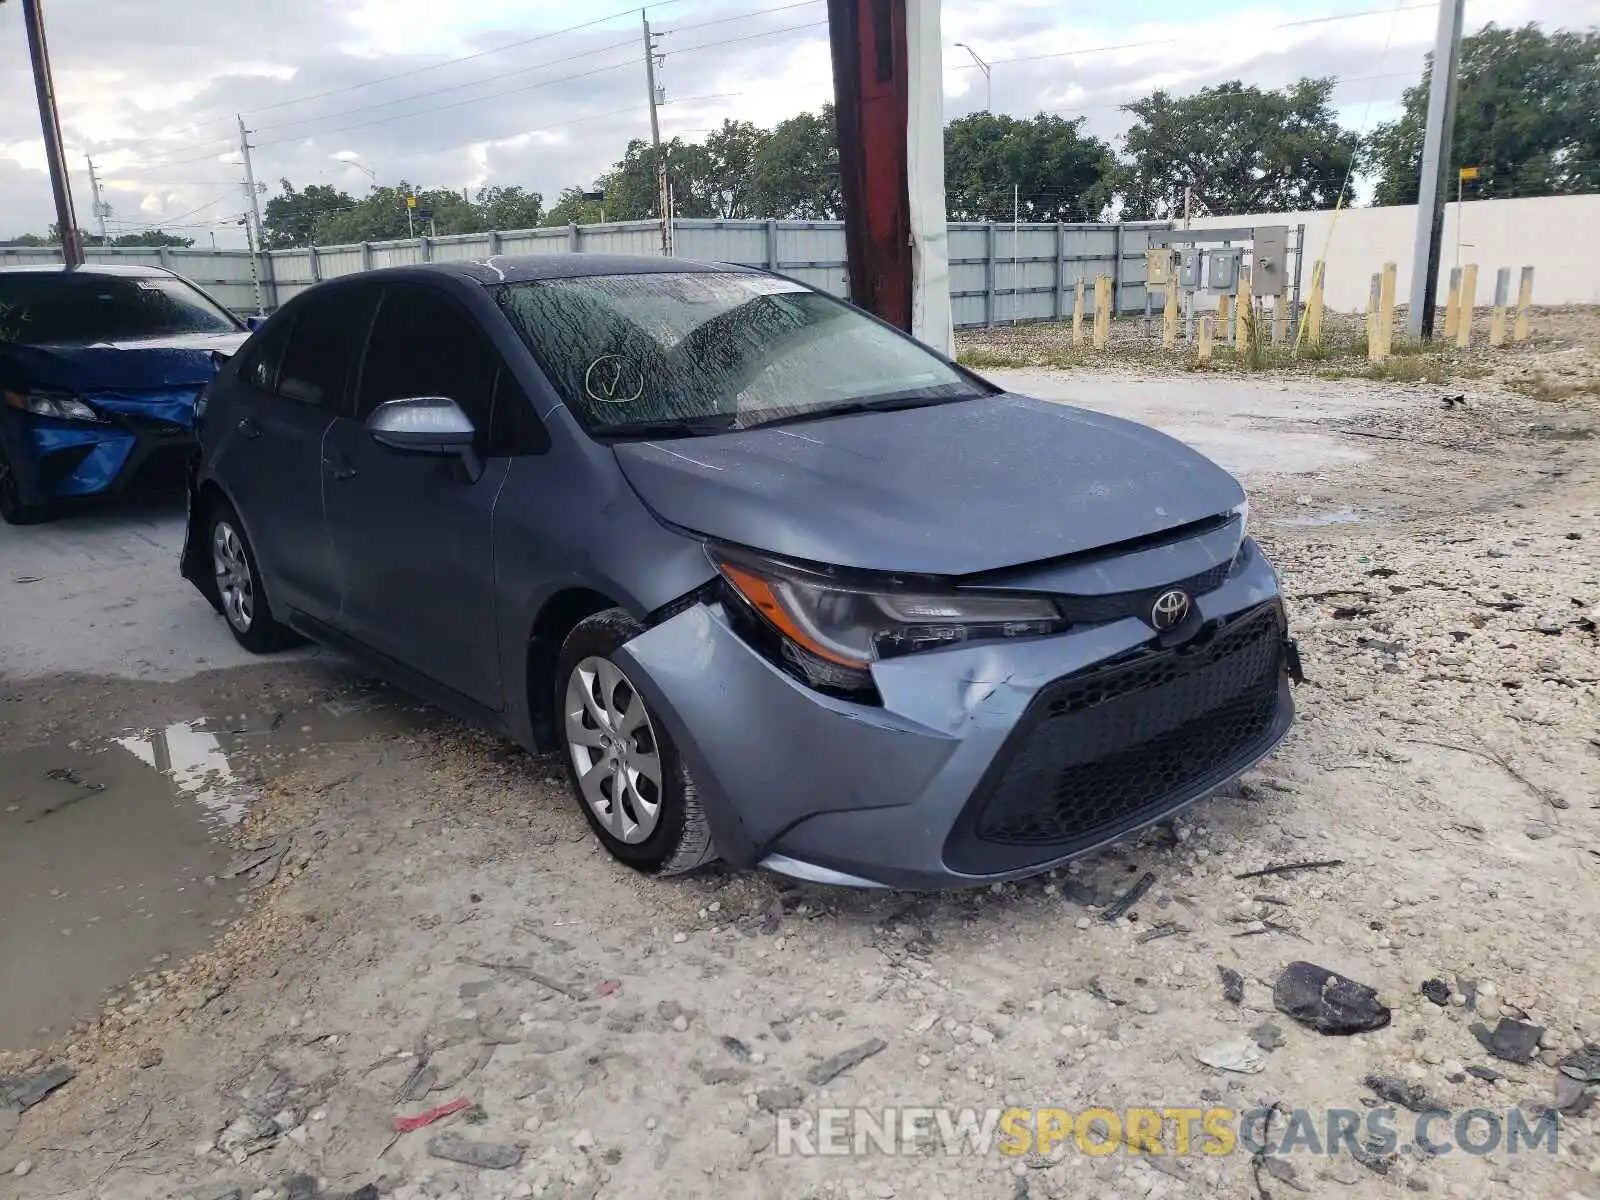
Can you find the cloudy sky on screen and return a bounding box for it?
[1,0,1594,247]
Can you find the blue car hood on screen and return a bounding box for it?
[611,392,1246,576]
[1,330,250,392]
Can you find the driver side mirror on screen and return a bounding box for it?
[365,396,482,481]
[246,315,267,332]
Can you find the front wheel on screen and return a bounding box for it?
[555,608,716,876]
[0,441,47,526]
[207,500,302,653]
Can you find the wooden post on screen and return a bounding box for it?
[1198,315,1213,363]
[1092,275,1111,349]
[1217,292,1232,340]
[1162,284,1178,349]
[1489,266,1511,347]
[1236,272,1254,357]
[1513,266,1534,342]
[1272,297,1287,345]
[1072,279,1085,345]
[1443,266,1462,341]
[1365,273,1380,358]
[1374,261,1396,361]
[1305,260,1325,348]
[1455,263,1478,349]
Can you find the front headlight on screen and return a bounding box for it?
[3,388,103,422]
[714,548,1066,680]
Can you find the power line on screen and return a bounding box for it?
[662,0,822,35]
[249,37,640,137]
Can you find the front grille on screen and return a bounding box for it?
[113,411,192,439]
[1054,558,1233,626]
[945,602,1286,871]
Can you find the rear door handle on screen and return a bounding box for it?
[237,417,261,439]
[323,456,357,482]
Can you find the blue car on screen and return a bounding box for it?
[180,256,1301,889]
[0,263,251,524]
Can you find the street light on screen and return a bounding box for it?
[954,42,991,113]
[335,154,377,185]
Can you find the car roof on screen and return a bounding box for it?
[352,254,758,288]
[0,262,175,278]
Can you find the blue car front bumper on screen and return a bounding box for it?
[617,538,1297,890]
[0,390,199,506]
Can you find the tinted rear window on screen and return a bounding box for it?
[0,273,241,345]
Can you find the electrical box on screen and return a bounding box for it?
[1178,247,1201,289]
[1145,246,1178,287]
[1208,247,1242,292]
[1252,225,1288,297]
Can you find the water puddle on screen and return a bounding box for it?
[0,690,434,1050]
[1273,505,1362,527]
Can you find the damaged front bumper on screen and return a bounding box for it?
[615,538,1298,890]
[0,391,198,506]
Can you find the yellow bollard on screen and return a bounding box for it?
[1304,260,1326,348]
[1513,266,1534,343]
[1456,263,1478,349]
[1365,273,1380,359]
[1198,315,1213,363]
[1072,279,1085,345]
[1489,266,1510,347]
[1443,267,1461,341]
[1374,261,1396,361]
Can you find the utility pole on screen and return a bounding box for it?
[1405,0,1465,342]
[642,10,668,256]
[954,43,990,112]
[21,0,84,264]
[87,156,110,246]
[238,115,267,315]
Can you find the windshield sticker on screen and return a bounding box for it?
[584,354,646,405]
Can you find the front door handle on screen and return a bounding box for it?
[323,456,357,482]
[237,417,261,439]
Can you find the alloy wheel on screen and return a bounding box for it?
[212,520,255,633]
[564,655,663,844]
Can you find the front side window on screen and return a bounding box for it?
[494,271,987,437]
[277,285,379,409]
[0,273,242,345]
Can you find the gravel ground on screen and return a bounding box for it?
[1,353,1597,1200]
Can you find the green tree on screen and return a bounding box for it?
[107,230,195,248]
[472,184,544,230]
[690,120,768,218]
[313,183,478,244]
[1367,23,1600,205]
[749,105,841,219]
[944,112,1116,221]
[543,186,607,226]
[263,180,357,248]
[1119,79,1359,219]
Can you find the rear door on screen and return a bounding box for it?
[220,283,378,622]
[322,281,527,707]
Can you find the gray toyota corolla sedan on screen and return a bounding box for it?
[180,255,1301,889]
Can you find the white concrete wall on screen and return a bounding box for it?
[1190,194,1600,313]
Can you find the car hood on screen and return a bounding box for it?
[0,330,250,391]
[611,392,1246,576]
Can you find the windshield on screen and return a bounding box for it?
[494,271,986,436]
[0,273,241,346]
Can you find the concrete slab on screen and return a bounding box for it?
[0,496,321,683]
[989,369,1403,478]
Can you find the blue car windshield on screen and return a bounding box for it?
[0,274,240,346]
[495,271,987,435]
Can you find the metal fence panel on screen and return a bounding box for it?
[5,216,1170,326]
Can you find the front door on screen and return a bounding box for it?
[221,285,377,621]
[323,282,513,708]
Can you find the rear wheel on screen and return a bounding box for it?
[555,608,716,876]
[0,442,47,526]
[208,500,302,653]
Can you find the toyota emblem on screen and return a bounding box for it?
[1151,589,1191,631]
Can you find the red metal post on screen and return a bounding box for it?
[827,0,912,332]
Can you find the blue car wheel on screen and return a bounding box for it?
[0,439,47,526]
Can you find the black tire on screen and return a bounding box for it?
[206,498,303,653]
[0,441,48,526]
[554,607,716,877]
